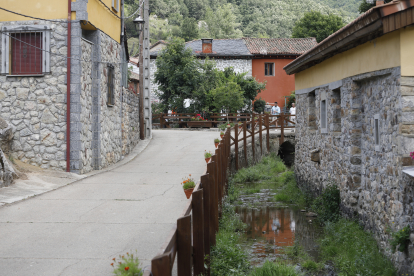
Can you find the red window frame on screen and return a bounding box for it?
[11,32,43,75]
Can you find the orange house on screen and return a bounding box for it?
[244,38,318,110]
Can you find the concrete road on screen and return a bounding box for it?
[0,130,219,276]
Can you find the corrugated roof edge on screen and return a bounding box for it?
[283,0,412,75]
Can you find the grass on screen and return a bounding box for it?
[232,153,286,184]
[248,261,298,276]
[273,171,308,207]
[319,219,396,276]
[210,198,250,276]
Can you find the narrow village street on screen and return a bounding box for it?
[0,130,218,276]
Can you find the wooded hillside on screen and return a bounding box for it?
[125,0,363,45]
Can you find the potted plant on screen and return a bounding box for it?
[238,122,243,129]
[182,175,196,199]
[204,151,212,163]
[226,121,231,128]
[214,138,220,148]
[220,131,224,138]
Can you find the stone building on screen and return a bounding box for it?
[0,0,139,174]
[149,38,317,109]
[284,1,414,273]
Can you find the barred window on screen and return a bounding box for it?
[1,25,50,76]
[107,64,115,107]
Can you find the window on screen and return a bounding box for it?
[308,91,317,130]
[1,25,50,76]
[374,114,380,150]
[112,0,119,12]
[107,64,115,106]
[332,88,341,132]
[320,91,327,133]
[264,63,274,76]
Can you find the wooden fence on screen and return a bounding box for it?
[143,113,295,276]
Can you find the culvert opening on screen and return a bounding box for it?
[278,141,295,166]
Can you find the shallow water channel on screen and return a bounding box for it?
[234,188,323,267]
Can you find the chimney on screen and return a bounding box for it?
[201,39,213,54]
[376,0,384,6]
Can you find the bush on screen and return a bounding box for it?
[390,225,411,252]
[249,260,297,276]
[274,171,307,207]
[253,98,266,114]
[311,183,340,223]
[112,252,143,276]
[320,219,396,276]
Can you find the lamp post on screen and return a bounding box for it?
[133,15,145,140]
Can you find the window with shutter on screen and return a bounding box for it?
[112,0,119,12]
[264,63,274,76]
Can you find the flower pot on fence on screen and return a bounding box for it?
[184,188,194,199]
[220,134,224,138]
[205,157,211,163]
[215,142,219,148]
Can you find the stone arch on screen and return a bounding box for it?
[278,140,295,166]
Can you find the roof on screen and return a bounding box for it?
[129,72,139,81]
[150,37,317,58]
[243,37,317,55]
[284,0,414,75]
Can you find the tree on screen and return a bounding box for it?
[204,4,243,39]
[154,38,201,113]
[181,17,199,41]
[253,98,266,114]
[291,11,345,43]
[359,0,391,13]
[209,79,244,113]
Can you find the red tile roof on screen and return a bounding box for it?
[243,37,318,56]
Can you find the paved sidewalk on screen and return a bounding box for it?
[0,130,219,275]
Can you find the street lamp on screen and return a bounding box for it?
[133,16,145,36]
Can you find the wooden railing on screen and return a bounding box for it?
[143,113,295,276]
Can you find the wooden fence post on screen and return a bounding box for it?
[243,121,247,167]
[200,175,211,276]
[251,120,255,161]
[266,114,270,152]
[280,113,285,145]
[151,253,171,276]
[192,189,205,276]
[259,114,262,155]
[177,215,191,276]
[208,157,219,234]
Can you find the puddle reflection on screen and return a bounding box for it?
[235,207,322,265]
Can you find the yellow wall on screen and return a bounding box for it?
[87,0,121,43]
[400,26,414,77]
[295,31,401,90]
[0,0,68,21]
[0,0,121,43]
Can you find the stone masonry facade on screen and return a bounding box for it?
[0,19,140,174]
[0,20,68,170]
[295,66,414,274]
[149,58,252,102]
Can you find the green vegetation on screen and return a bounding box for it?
[210,201,250,276]
[154,39,265,113]
[358,0,392,13]
[390,225,411,252]
[273,171,308,207]
[125,0,360,45]
[112,252,143,276]
[311,182,340,223]
[253,98,266,114]
[320,219,396,276]
[291,11,345,43]
[248,260,297,276]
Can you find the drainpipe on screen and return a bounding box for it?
[66,0,71,172]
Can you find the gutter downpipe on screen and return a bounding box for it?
[66,0,71,172]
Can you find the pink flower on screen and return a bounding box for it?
[410,151,414,160]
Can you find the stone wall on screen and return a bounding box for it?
[295,66,414,274]
[121,87,140,156]
[149,58,252,102]
[80,39,93,173]
[0,20,67,170]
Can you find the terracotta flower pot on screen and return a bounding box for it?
[220,134,224,138]
[205,157,211,163]
[184,188,194,199]
[215,142,219,148]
